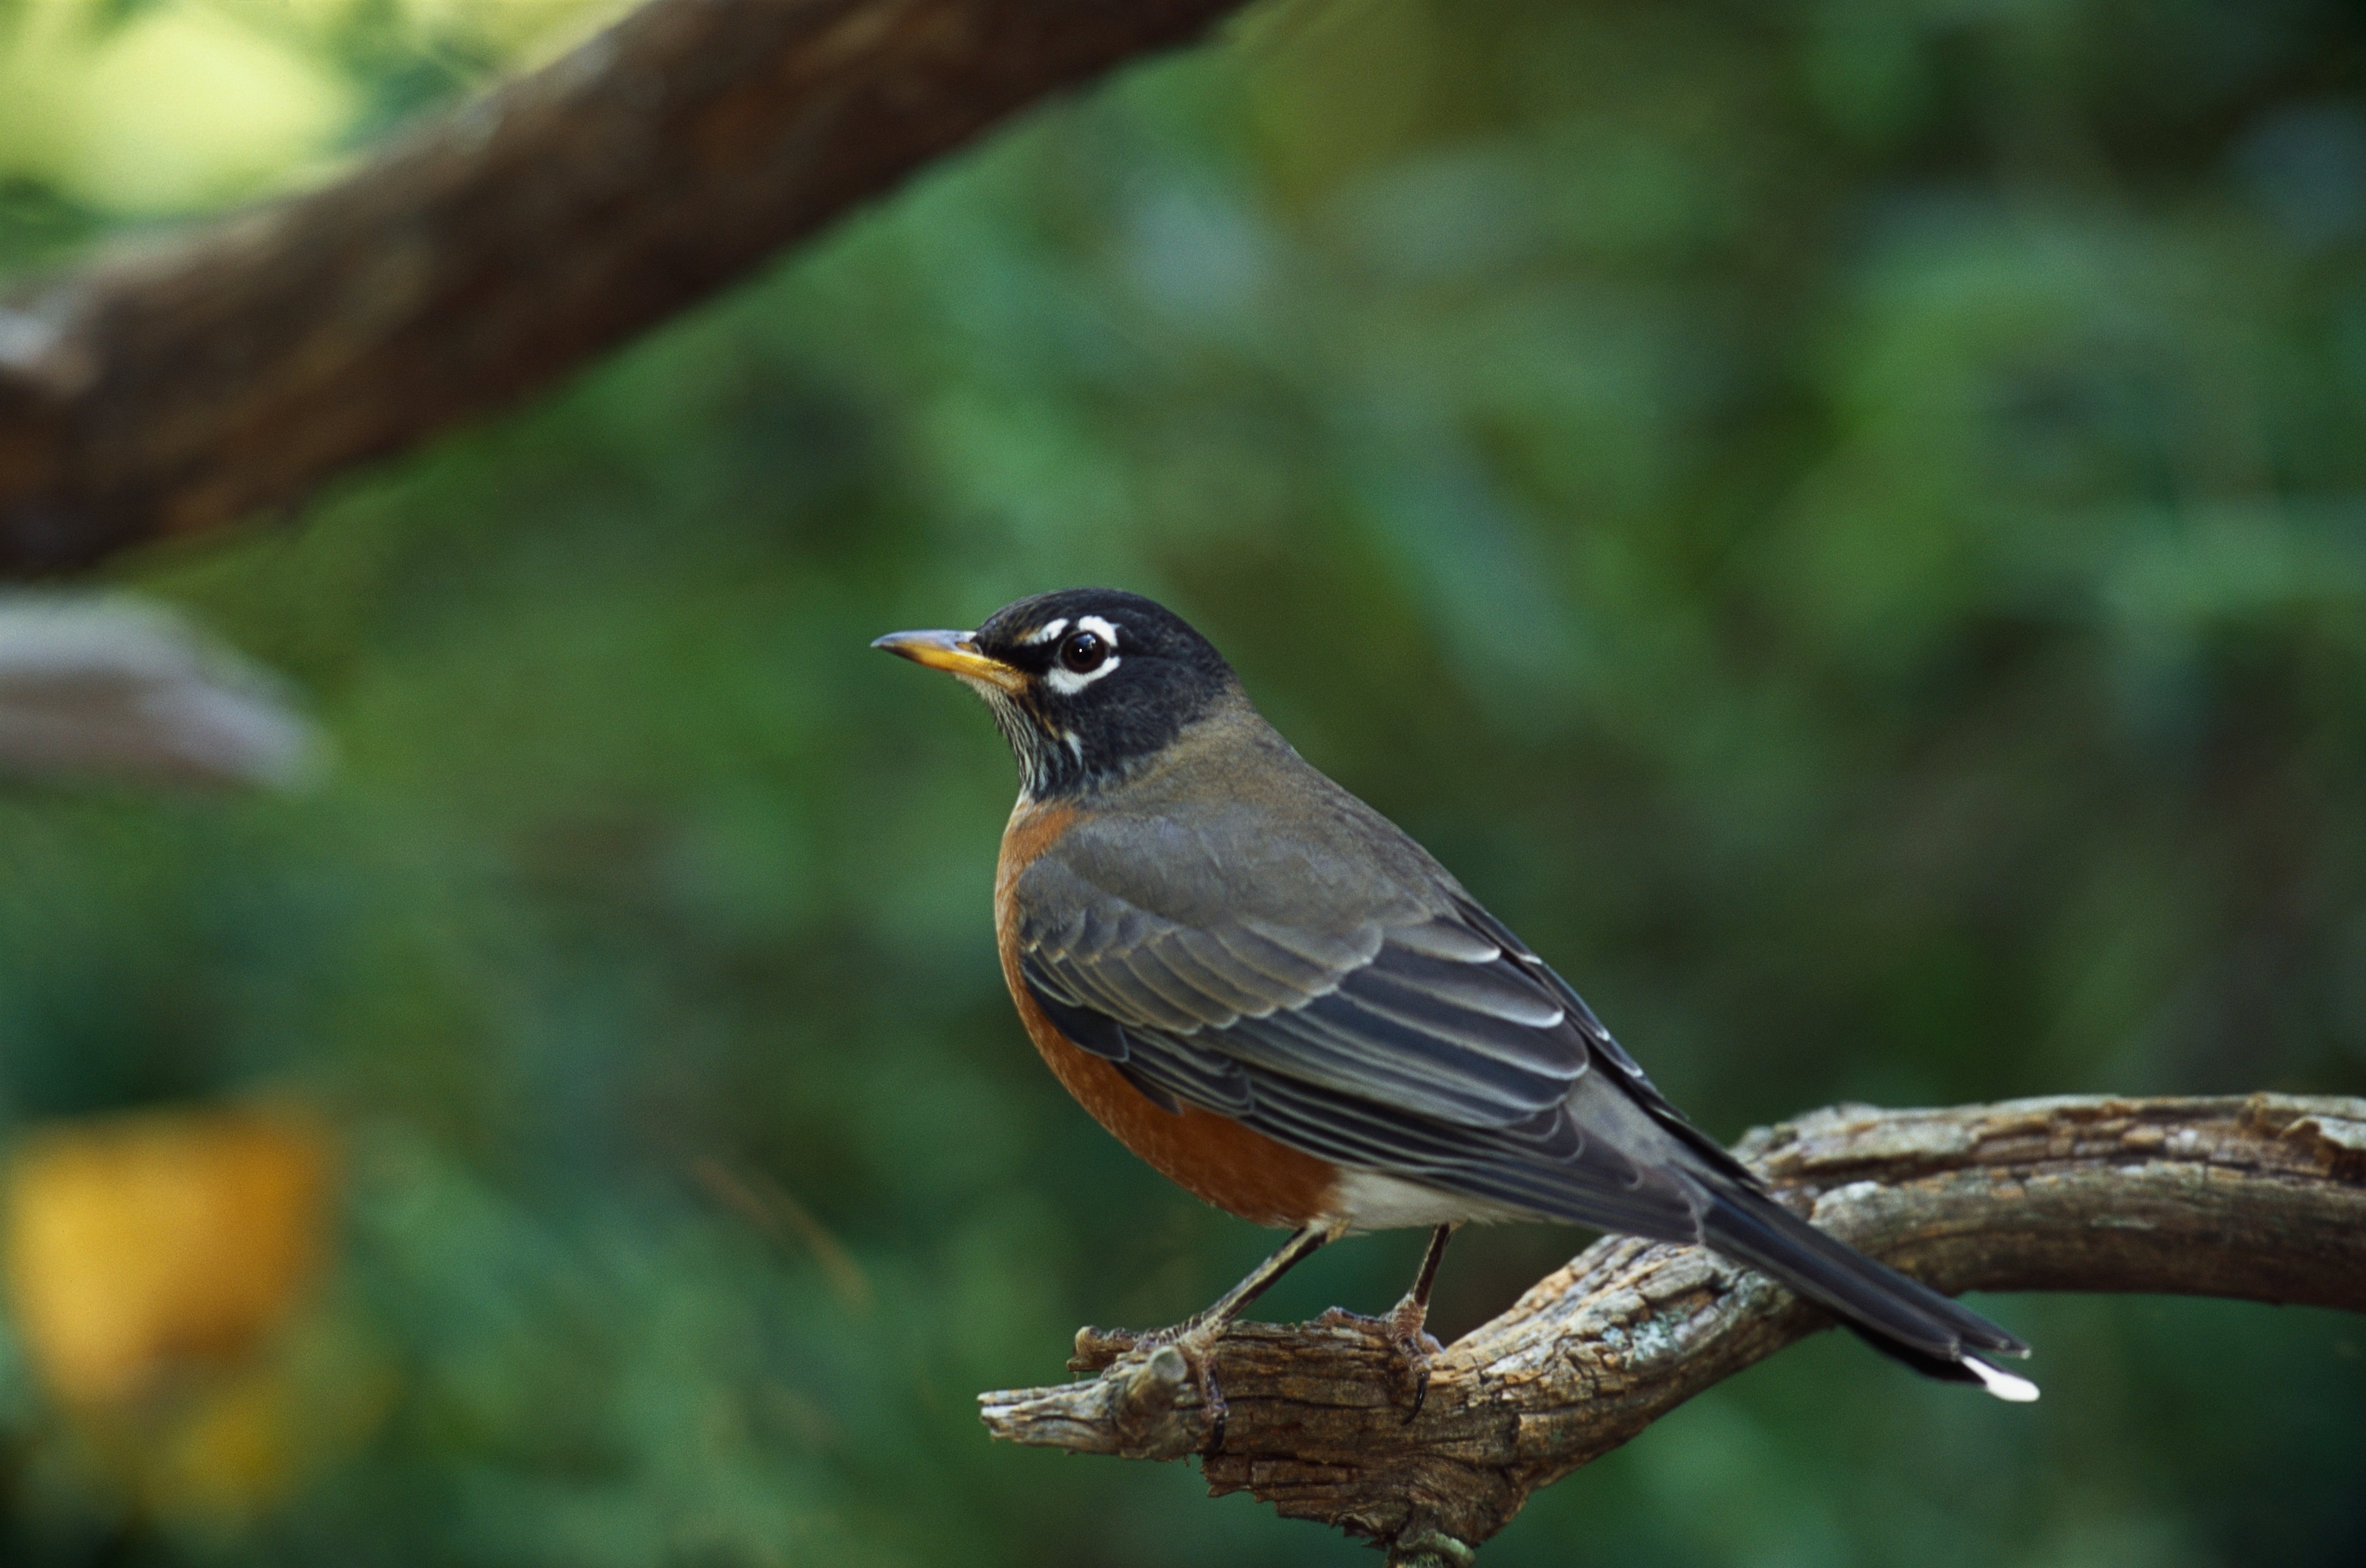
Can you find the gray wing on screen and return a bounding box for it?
[1014,802,1752,1239]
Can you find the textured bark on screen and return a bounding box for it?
[979,1093,2366,1565]
[0,0,1249,574]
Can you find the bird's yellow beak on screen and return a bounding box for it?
[871,629,1026,692]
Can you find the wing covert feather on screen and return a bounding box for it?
[1014,815,1592,1131]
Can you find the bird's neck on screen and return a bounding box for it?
[1006,685,1258,805]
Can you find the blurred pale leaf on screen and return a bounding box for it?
[0,0,355,213]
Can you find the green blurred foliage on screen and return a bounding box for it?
[4,0,2366,1563]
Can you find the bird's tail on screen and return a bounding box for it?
[1696,1179,2038,1402]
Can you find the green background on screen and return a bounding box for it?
[4,0,2364,1562]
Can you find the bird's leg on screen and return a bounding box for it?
[1394,1220,1456,1339]
[1317,1222,1456,1419]
[1181,1222,1336,1336]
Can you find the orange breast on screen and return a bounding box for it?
[996,800,1338,1230]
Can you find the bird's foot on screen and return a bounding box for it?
[1317,1293,1443,1420]
[1070,1320,1232,1445]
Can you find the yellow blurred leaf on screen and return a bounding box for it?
[1,1106,335,1408]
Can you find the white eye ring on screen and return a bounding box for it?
[1044,615,1121,695]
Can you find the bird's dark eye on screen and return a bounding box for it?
[1058,630,1107,674]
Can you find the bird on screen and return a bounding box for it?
[875,587,2036,1404]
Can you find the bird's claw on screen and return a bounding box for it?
[1069,1315,1220,1370]
[1317,1294,1442,1420]
[1069,1323,1146,1373]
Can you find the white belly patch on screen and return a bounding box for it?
[1324,1169,1531,1234]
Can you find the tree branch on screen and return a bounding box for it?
[979,1093,2366,1566]
[0,0,1249,575]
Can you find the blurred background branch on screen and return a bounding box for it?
[0,0,1249,575]
[985,1093,2366,1564]
[0,595,317,786]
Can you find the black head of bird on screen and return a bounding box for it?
[872,587,1239,800]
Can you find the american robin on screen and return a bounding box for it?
[876,588,2035,1402]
